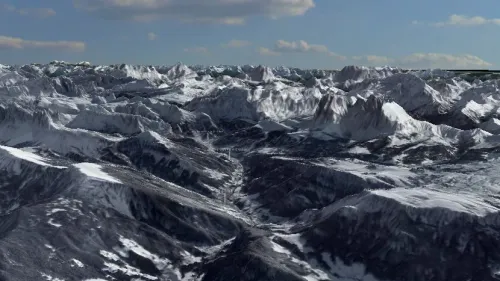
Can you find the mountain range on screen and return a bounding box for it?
[0,61,500,281]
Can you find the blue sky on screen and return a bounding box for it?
[0,0,499,69]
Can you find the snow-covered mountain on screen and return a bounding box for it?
[0,62,500,281]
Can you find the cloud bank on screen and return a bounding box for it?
[74,0,315,24]
[259,40,345,59]
[222,40,252,48]
[352,53,492,69]
[0,36,85,52]
[2,4,56,18]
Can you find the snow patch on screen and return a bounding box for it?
[269,240,331,281]
[71,258,84,268]
[103,261,158,280]
[321,253,382,281]
[47,218,62,228]
[100,250,121,262]
[40,273,66,281]
[73,163,122,184]
[371,188,499,217]
[0,145,66,168]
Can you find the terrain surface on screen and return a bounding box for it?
[0,61,500,281]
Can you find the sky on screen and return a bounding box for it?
[0,0,499,69]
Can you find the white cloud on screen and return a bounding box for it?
[2,4,56,18]
[259,40,345,59]
[275,39,329,53]
[432,14,500,27]
[183,17,245,25]
[0,36,85,52]
[73,0,315,24]
[398,53,492,68]
[352,55,394,65]
[257,47,280,56]
[222,39,251,48]
[1,4,15,12]
[352,53,492,69]
[147,32,157,40]
[184,47,209,54]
